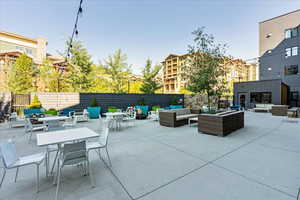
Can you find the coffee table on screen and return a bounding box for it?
[188,117,198,126]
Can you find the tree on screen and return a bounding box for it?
[182,27,229,110]
[38,59,70,92]
[140,59,162,94]
[103,49,131,93]
[28,95,42,109]
[86,64,111,93]
[64,39,93,92]
[8,54,36,93]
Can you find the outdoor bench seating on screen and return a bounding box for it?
[159,108,201,127]
[198,111,244,137]
[253,104,274,112]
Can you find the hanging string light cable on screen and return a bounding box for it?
[66,0,83,61]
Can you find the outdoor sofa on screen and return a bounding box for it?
[253,104,274,112]
[159,108,201,127]
[270,105,288,116]
[198,111,244,137]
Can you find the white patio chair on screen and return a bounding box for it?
[0,141,46,193]
[55,141,93,200]
[62,116,77,128]
[9,112,25,128]
[25,118,47,143]
[47,120,64,132]
[123,112,136,127]
[87,121,111,167]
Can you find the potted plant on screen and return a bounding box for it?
[45,108,58,116]
[87,97,101,119]
[135,97,149,116]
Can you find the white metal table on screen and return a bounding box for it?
[103,112,127,131]
[38,116,70,123]
[36,127,99,177]
[188,117,198,126]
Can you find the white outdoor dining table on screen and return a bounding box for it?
[36,127,99,177]
[103,112,127,117]
[37,116,70,122]
[103,112,127,131]
[36,127,99,147]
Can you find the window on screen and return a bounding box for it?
[285,27,298,39]
[286,46,298,58]
[286,48,291,58]
[290,92,299,101]
[292,47,298,56]
[26,48,33,55]
[284,65,298,75]
[250,92,272,104]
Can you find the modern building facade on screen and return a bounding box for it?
[0,30,64,92]
[234,9,300,107]
[161,54,257,94]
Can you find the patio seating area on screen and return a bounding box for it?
[0,111,299,200]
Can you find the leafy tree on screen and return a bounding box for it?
[8,54,36,93]
[38,59,70,92]
[103,49,131,93]
[182,27,229,110]
[86,64,111,93]
[140,59,162,94]
[64,39,93,92]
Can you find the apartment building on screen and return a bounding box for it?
[0,30,64,91]
[161,54,257,94]
[234,9,300,107]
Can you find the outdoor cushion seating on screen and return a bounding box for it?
[59,108,74,117]
[169,105,183,109]
[198,111,244,137]
[253,104,274,112]
[270,105,288,116]
[159,108,201,127]
[23,109,43,116]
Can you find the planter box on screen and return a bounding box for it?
[170,105,183,109]
[198,111,244,137]
[271,105,288,116]
[87,107,101,119]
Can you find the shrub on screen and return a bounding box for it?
[137,97,145,105]
[28,95,42,109]
[152,105,160,111]
[45,108,58,115]
[108,106,117,112]
[89,97,99,107]
[170,96,179,105]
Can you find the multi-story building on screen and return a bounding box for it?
[0,30,64,91]
[161,54,257,94]
[234,9,300,107]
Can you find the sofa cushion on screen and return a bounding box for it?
[174,108,191,116]
[176,114,199,121]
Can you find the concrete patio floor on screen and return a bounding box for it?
[0,111,299,200]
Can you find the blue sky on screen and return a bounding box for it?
[1,0,299,74]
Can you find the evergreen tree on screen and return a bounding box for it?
[140,59,162,94]
[65,39,93,92]
[8,54,35,93]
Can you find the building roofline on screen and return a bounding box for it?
[234,79,282,84]
[259,9,300,24]
[0,30,38,44]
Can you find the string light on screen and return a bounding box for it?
[66,0,84,61]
